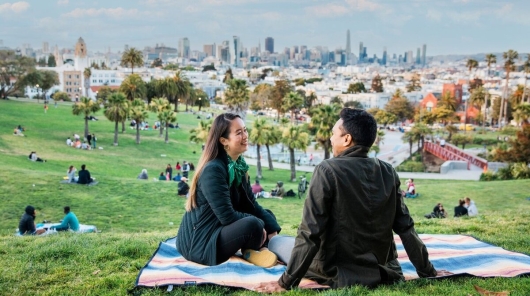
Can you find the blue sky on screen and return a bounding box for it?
[0,0,528,56]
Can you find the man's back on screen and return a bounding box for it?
[280,146,435,288]
[77,169,91,184]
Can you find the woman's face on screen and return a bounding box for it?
[220,118,248,159]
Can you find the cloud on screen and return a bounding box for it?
[0,1,30,13]
[57,0,69,5]
[345,0,382,12]
[62,7,139,18]
[426,9,442,21]
[305,4,349,18]
[202,0,257,5]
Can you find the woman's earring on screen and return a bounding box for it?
[224,145,230,151]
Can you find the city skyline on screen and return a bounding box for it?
[1,0,529,56]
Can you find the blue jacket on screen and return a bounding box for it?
[51,212,80,231]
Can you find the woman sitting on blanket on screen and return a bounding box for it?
[67,165,78,183]
[177,113,281,268]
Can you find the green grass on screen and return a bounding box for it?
[1,99,530,295]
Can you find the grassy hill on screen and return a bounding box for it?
[1,99,530,295]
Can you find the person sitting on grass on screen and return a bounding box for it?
[424,203,447,219]
[454,199,468,217]
[176,113,281,268]
[251,180,264,198]
[13,127,24,136]
[67,165,78,183]
[172,173,182,182]
[81,141,90,150]
[18,205,46,235]
[464,197,479,217]
[137,169,148,180]
[66,137,72,146]
[29,151,45,162]
[272,181,285,198]
[158,172,166,181]
[177,177,190,196]
[50,206,80,232]
[77,164,94,185]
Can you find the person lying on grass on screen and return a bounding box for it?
[177,113,281,268]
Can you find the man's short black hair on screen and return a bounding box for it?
[64,206,70,213]
[339,108,377,147]
[81,164,86,170]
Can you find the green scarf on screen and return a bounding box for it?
[227,155,249,187]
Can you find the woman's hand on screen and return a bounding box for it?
[268,231,277,241]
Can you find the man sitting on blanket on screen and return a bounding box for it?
[50,206,80,232]
[77,164,94,184]
[257,108,447,292]
[18,205,46,235]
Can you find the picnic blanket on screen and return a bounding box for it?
[15,223,97,236]
[59,180,99,186]
[136,234,530,291]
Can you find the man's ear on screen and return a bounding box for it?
[344,134,353,147]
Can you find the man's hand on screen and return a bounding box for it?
[268,231,278,241]
[254,281,285,293]
[436,269,453,277]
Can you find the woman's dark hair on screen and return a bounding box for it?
[186,113,241,211]
[339,108,377,147]
[459,199,465,206]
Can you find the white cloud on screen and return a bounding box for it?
[305,4,349,18]
[0,1,30,13]
[62,7,139,18]
[202,0,257,5]
[426,9,442,21]
[345,0,382,12]
[57,0,69,5]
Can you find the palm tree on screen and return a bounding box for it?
[282,91,304,124]
[401,131,417,159]
[129,99,149,144]
[466,59,479,78]
[311,104,341,159]
[523,55,530,104]
[444,124,458,142]
[83,68,91,97]
[263,125,281,170]
[190,120,212,144]
[173,71,190,112]
[120,74,146,101]
[72,97,101,139]
[513,103,530,128]
[485,53,496,77]
[159,108,177,143]
[501,50,518,126]
[281,125,309,181]
[250,118,269,178]
[439,91,458,112]
[410,123,432,150]
[224,79,250,118]
[149,98,171,137]
[104,92,129,146]
[469,86,487,132]
[120,47,144,74]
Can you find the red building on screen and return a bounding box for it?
[442,83,463,105]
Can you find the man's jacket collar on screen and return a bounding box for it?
[337,145,370,158]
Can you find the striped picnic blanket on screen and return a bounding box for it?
[135,234,530,291]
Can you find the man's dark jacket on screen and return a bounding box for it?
[19,211,36,235]
[177,181,190,196]
[176,151,281,266]
[77,169,91,184]
[279,145,436,289]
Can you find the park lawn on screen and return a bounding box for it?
[1,99,530,295]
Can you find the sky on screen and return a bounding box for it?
[0,0,529,57]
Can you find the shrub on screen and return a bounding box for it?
[511,162,530,179]
[472,137,500,145]
[499,126,518,135]
[497,165,513,180]
[396,161,425,172]
[53,91,71,102]
[479,171,498,181]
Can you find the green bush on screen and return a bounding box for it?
[511,162,530,179]
[414,155,422,162]
[479,171,498,181]
[500,126,518,135]
[472,137,500,145]
[497,165,513,180]
[53,91,71,102]
[396,161,425,172]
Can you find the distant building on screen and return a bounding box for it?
[203,44,215,57]
[178,38,190,58]
[346,30,351,54]
[443,83,463,105]
[232,36,241,67]
[265,37,274,54]
[422,44,427,66]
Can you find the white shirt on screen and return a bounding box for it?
[74,134,80,140]
[440,139,446,146]
[66,139,72,146]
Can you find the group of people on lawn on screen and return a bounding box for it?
[425,198,479,219]
[136,162,193,197]
[18,205,80,235]
[66,164,94,184]
[66,133,97,150]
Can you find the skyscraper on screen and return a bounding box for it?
[178,38,190,58]
[422,44,427,66]
[359,42,363,63]
[346,30,351,54]
[265,37,274,53]
[416,48,421,65]
[382,47,387,66]
[42,42,49,54]
[233,36,241,67]
[203,44,215,57]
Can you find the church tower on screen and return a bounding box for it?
[74,37,88,70]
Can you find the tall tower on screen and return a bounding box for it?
[178,38,190,58]
[358,42,363,63]
[422,44,427,66]
[74,37,87,58]
[382,47,387,66]
[265,37,274,53]
[42,42,49,54]
[233,36,241,67]
[346,30,351,54]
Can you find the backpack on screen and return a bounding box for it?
[285,189,296,197]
